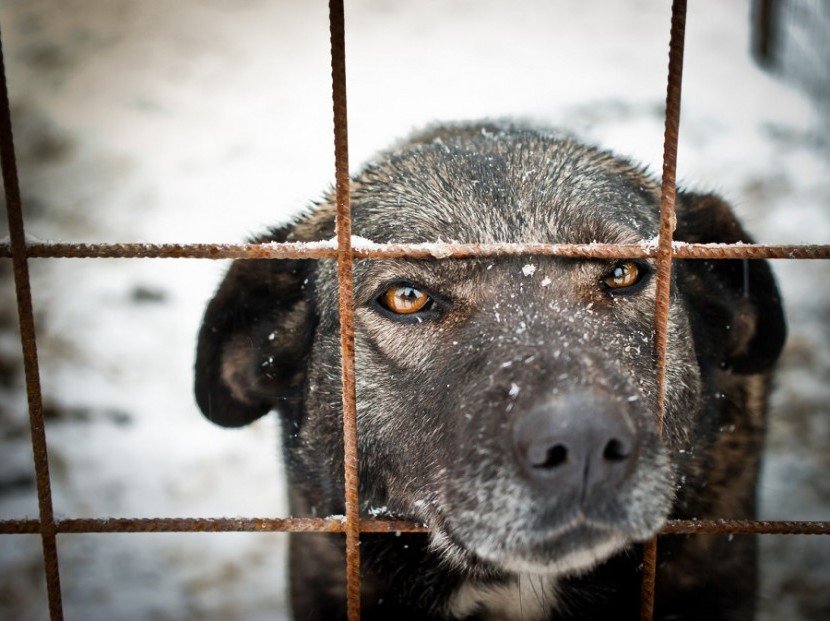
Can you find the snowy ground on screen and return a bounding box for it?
[0,0,828,619]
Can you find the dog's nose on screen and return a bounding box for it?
[512,394,639,495]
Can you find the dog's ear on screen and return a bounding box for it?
[194,227,317,427]
[675,192,786,375]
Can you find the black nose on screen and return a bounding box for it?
[512,393,639,497]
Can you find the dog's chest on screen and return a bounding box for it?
[446,574,558,621]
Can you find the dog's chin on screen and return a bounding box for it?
[489,525,630,576]
[431,520,644,579]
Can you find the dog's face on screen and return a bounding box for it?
[195,124,785,580]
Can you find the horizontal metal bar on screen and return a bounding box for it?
[671,244,830,260]
[1,517,827,536]
[0,242,829,260]
[0,242,340,260]
[0,517,428,534]
[660,519,830,535]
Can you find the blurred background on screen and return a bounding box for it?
[0,0,828,619]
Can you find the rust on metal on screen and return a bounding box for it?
[0,28,64,621]
[0,520,41,535]
[672,244,830,259]
[3,517,827,537]
[1,241,830,261]
[0,242,341,260]
[642,1,688,620]
[660,520,830,535]
[328,1,362,619]
[654,0,687,467]
[0,517,426,534]
[640,537,658,620]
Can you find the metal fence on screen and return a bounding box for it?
[1,1,829,620]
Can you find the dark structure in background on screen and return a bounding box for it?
[753,0,830,128]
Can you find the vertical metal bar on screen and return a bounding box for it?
[641,1,687,619]
[640,538,658,621]
[0,28,64,621]
[328,1,361,619]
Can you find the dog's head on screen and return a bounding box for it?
[195,123,785,578]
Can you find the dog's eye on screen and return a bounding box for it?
[603,261,644,290]
[381,285,432,315]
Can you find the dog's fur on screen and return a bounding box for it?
[195,122,786,620]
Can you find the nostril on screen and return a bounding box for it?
[532,444,568,469]
[603,438,630,462]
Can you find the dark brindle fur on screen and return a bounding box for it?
[195,122,785,620]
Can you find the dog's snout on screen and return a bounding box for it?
[512,394,639,496]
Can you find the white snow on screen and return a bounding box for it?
[271,238,337,250]
[348,235,376,249]
[367,506,392,518]
[641,236,661,251]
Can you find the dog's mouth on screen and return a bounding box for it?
[476,521,632,576]
[429,511,643,577]
[375,416,673,578]
[419,405,675,577]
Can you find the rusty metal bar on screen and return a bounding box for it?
[0,520,39,534]
[328,1,362,619]
[640,537,659,621]
[660,520,830,535]
[0,517,428,534]
[0,242,340,260]
[1,241,830,261]
[654,0,687,489]
[0,28,64,621]
[2,517,828,537]
[671,244,830,259]
[642,1,687,619]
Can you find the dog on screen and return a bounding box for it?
[195,122,785,620]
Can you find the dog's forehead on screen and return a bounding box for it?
[350,127,661,245]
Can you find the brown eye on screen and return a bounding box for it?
[382,285,432,314]
[603,261,643,290]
